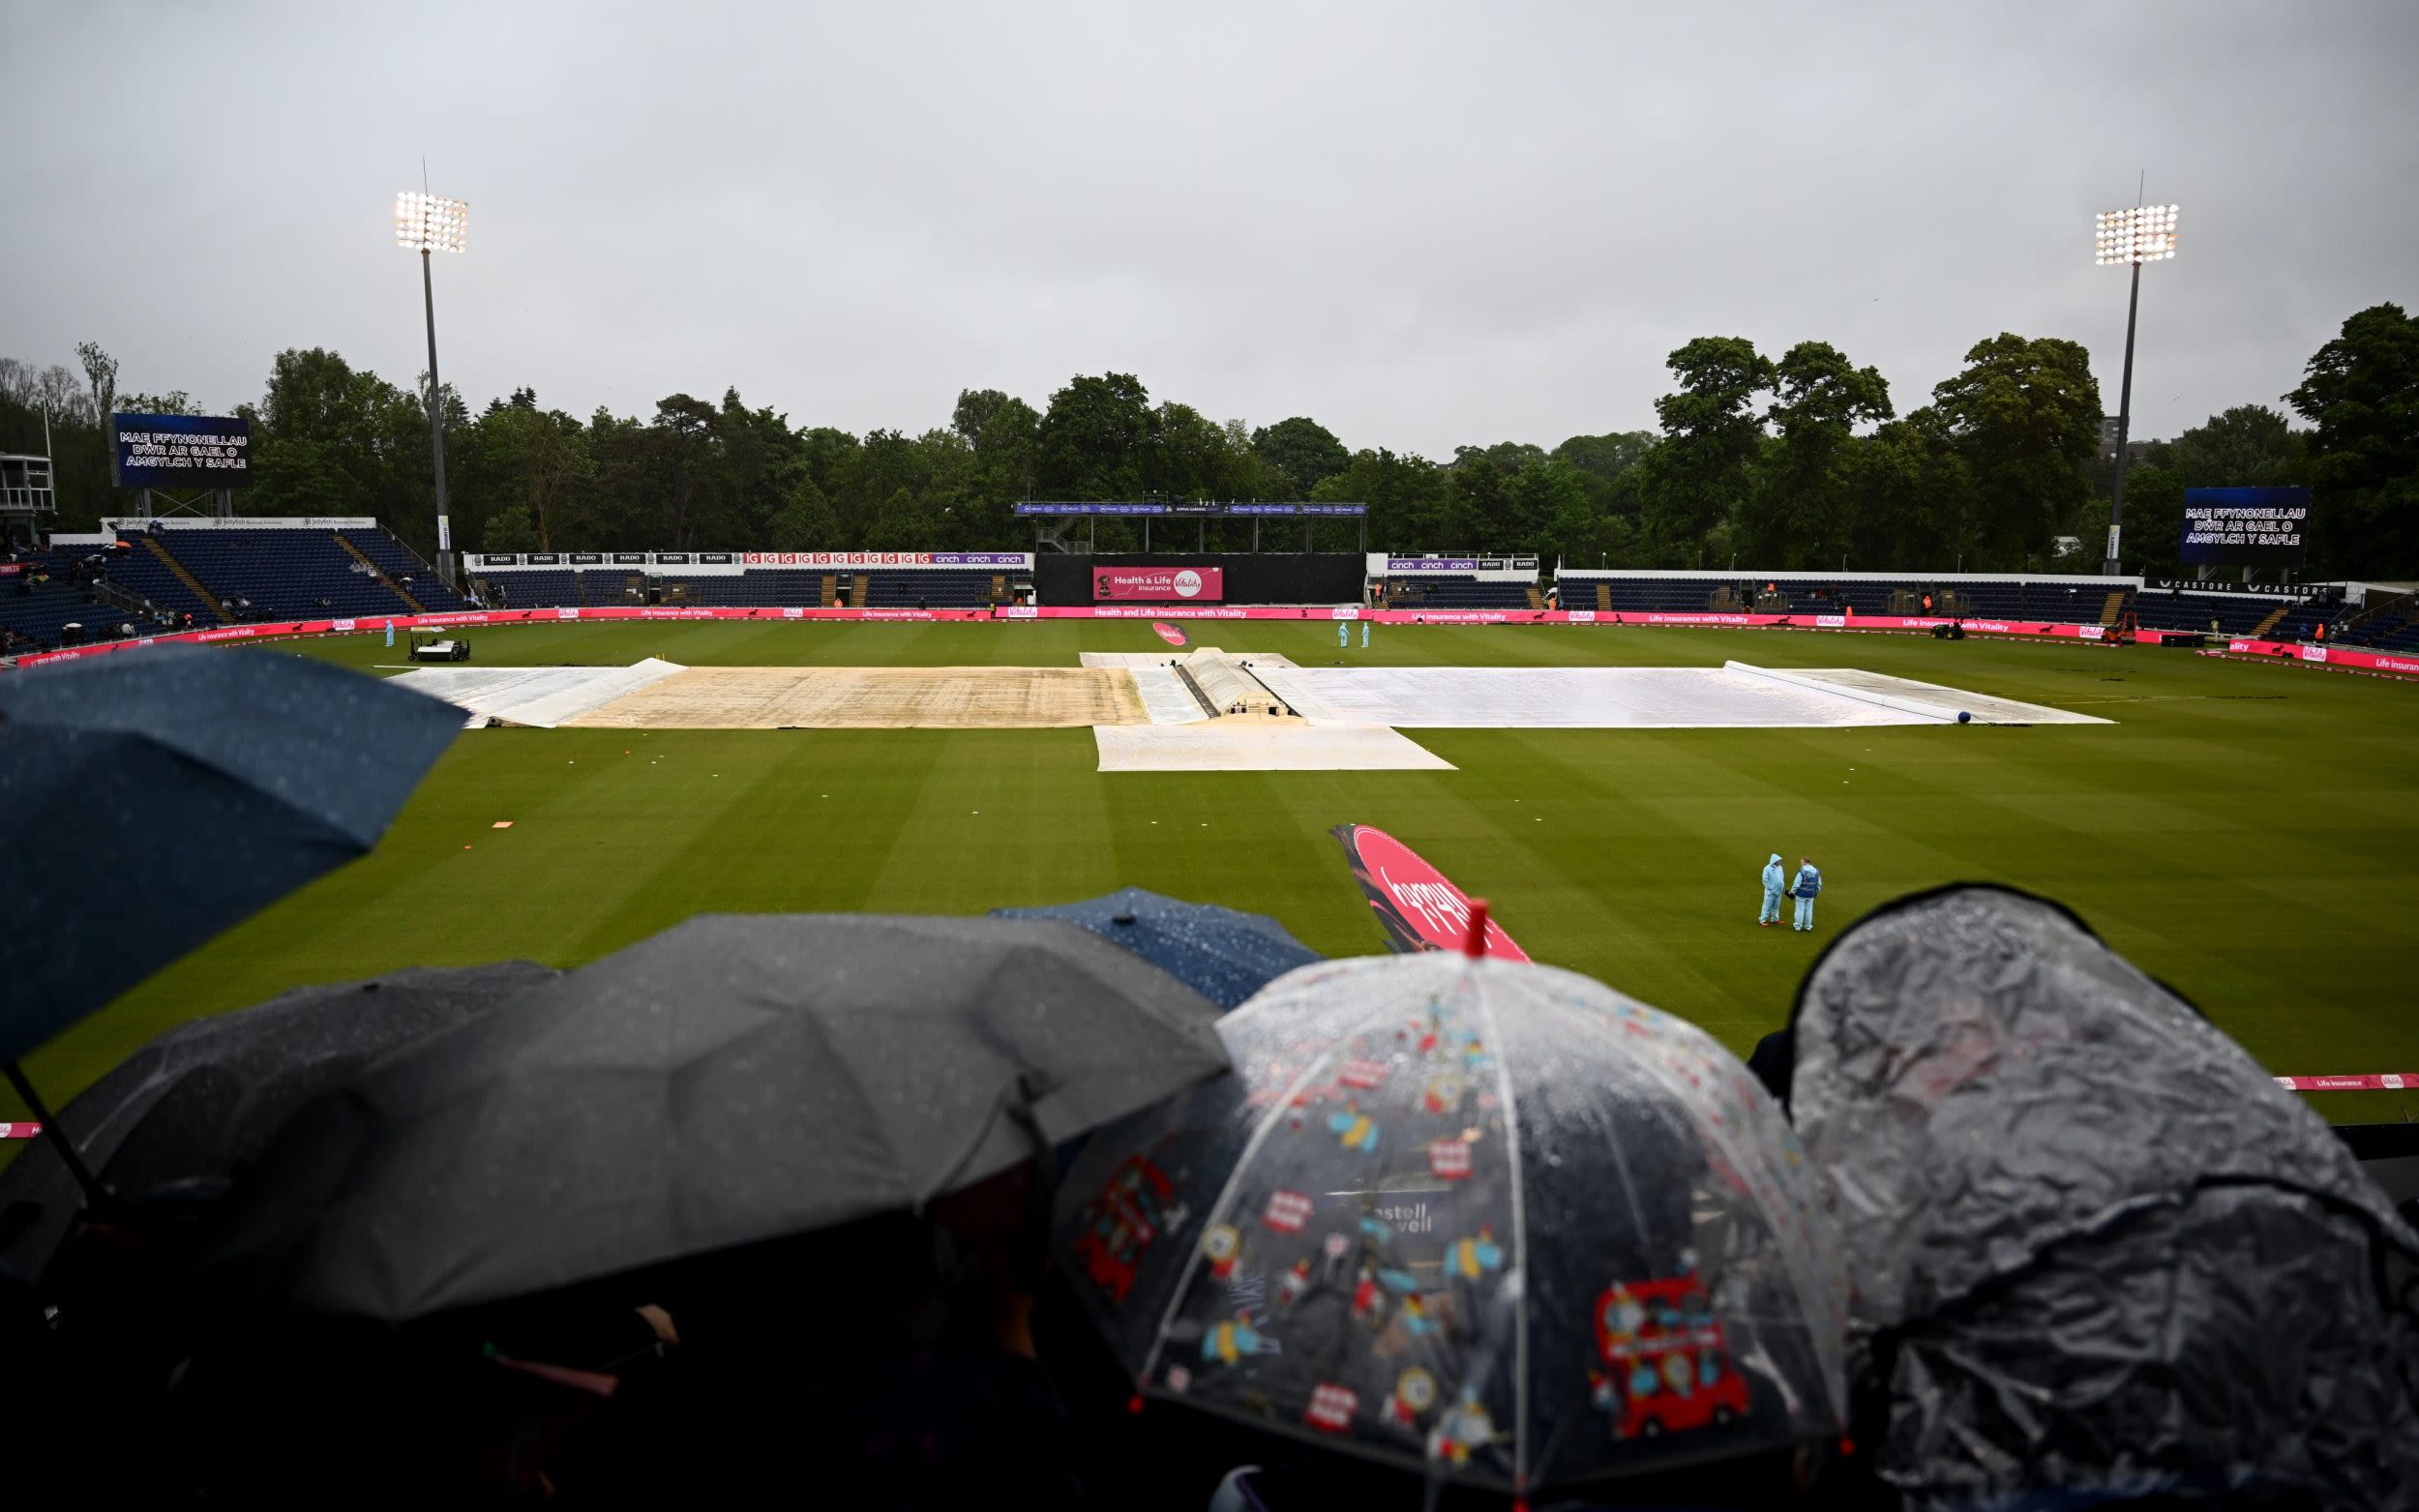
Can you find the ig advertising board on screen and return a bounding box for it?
[111,414,254,489]
[2179,487,2309,568]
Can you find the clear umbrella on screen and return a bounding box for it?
[1055,947,1845,1501]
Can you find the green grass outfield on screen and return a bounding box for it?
[11,618,2418,1131]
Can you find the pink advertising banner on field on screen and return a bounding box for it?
[2224,637,2419,678]
[14,603,2418,682]
[2273,1073,2415,1091]
[1092,566,1222,602]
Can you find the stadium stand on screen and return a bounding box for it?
[1380,575,1533,609]
[660,571,795,607]
[477,569,585,608]
[341,527,465,612]
[2128,588,2306,637]
[2340,591,2419,652]
[95,537,222,623]
[2354,613,2419,653]
[1552,571,2133,623]
[0,561,112,650]
[463,566,1003,610]
[861,569,993,608]
[144,528,415,621]
[64,521,471,624]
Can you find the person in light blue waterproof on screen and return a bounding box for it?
[1339,620,1349,649]
[1361,619,1370,649]
[1791,857,1823,932]
[1759,853,1786,928]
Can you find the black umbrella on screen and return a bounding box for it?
[204,913,1231,1320]
[0,963,553,1282]
[0,646,462,1198]
[991,886,1322,1009]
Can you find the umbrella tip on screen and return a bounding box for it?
[1462,899,1490,959]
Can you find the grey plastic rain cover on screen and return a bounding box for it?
[1790,887,2419,1510]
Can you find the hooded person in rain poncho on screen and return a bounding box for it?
[1759,853,1786,927]
[1787,885,2419,1511]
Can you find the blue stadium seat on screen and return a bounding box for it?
[1383,576,1533,608]
[0,554,137,649]
[2129,590,2294,636]
[1555,575,2125,624]
[861,570,992,608]
[150,529,411,620]
[342,528,464,611]
[102,536,221,621]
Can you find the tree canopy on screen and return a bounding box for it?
[2288,303,2419,575]
[6,309,2410,577]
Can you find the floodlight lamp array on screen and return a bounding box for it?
[2095,204,2177,265]
[396,192,469,253]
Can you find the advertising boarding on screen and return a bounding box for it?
[1092,566,1223,602]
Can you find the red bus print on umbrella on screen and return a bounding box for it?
[1074,1155,1188,1305]
[1588,1273,1750,1439]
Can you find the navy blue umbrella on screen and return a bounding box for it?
[0,647,462,1196]
[992,886,1321,1009]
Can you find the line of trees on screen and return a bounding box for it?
[4,304,2411,576]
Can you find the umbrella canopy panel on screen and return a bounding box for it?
[992,886,1322,1010]
[1055,953,1844,1496]
[0,647,463,1062]
[0,963,554,1281]
[206,913,1228,1321]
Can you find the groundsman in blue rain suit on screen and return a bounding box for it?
[1791,858,1823,932]
[1759,853,1785,927]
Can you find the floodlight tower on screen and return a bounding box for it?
[396,190,468,586]
[2093,201,2178,576]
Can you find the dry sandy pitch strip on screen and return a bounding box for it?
[562,666,1148,729]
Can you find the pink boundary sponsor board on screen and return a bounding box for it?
[2273,1074,2416,1092]
[2220,638,2419,678]
[15,605,2417,680]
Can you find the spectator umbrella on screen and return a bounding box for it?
[205,913,1230,1320]
[0,963,553,1280]
[0,647,462,1064]
[1054,950,1846,1501]
[0,646,462,1200]
[992,886,1322,1010]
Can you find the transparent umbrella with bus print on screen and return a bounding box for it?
[1052,926,1847,1503]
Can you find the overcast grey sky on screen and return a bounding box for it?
[9,2,2416,454]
